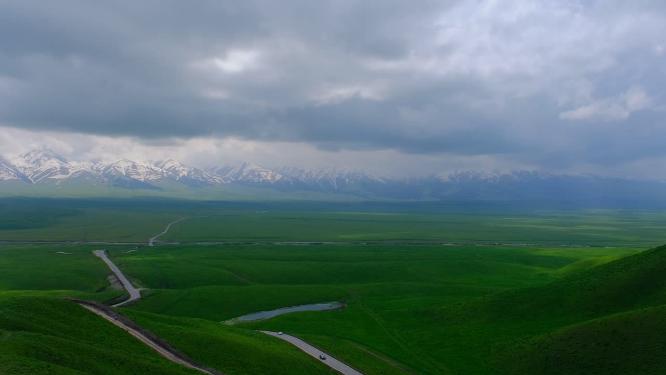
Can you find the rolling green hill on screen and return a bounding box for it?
[0,296,334,375]
[500,304,666,375]
[2,235,666,373]
[0,245,335,374]
[107,244,639,374]
[493,244,666,374]
[0,297,199,375]
[413,244,666,374]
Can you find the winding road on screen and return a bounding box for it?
[262,331,363,375]
[149,217,186,246]
[90,248,364,374]
[86,250,221,374]
[93,250,141,307]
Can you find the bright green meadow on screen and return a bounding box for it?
[1,198,666,374]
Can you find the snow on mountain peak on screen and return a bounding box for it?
[0,158,27,181]
[155,159,189,177]
[9,149,73,182]
[103,159,165,181]
[211,162,284,183]
[0,149,379,188]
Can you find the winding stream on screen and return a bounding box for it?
[226,301,344,324]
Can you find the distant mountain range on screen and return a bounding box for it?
[2,149,666,205]
[0,149,384,192]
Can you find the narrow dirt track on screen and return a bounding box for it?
[149,217,186,246]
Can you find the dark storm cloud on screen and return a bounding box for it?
[0,0,665,170]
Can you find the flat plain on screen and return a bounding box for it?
[2,198,666,246]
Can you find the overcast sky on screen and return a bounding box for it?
[0,1,665,178]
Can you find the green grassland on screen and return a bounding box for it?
[113,245,639,321]
[162,210,666,246]
[0,245,123,301]
[123,310,335,375]
[0,199,185,242]
[0,297,201,375]
[499,304,666,375]
[241,245,666,374]
[109,244,641,374]
[2,198,666,246]
[0,294,335,375]
[2,198,666,374]
[1,241,664,374]
[0,244,335,374]
[456,244,666,374]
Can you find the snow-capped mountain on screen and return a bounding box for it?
[2,148,666,206]
[101,159,165,182]
[0,149,367,188]
[10,149,75,182]
[0,149,397,196]
[277,167,387,190]
[0,158,28,182]
[156,159,223,185]
[210,162,284,184]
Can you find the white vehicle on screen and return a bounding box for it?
[277,331,284,335]
[319,354,327,361]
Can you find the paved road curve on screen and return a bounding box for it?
[92,248,363,374]
[93,250,141,307]
[262,331,364,375]
[149,217,186,246]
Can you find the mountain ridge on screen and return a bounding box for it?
[2,149,666,204]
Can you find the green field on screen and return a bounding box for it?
[1,198,666,374]
[0,244,337,374]
[2,198,666,246]
[108,244,644,374]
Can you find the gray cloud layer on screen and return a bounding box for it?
[0,0,665,172]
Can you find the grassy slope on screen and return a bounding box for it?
[0,245,189,374]
[116,245,626,320]
[405,244,666,374]
[495,244,666,374]
[123,310,334,375]
[0,296,334,375]
[2,217,664,374]
[0,244,347,374]
[500,305,666,375]
[0,297,199,375]
[111,244,637,374]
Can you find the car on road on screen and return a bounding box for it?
[319,354,327,361]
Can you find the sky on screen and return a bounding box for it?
[0,1,665,178]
